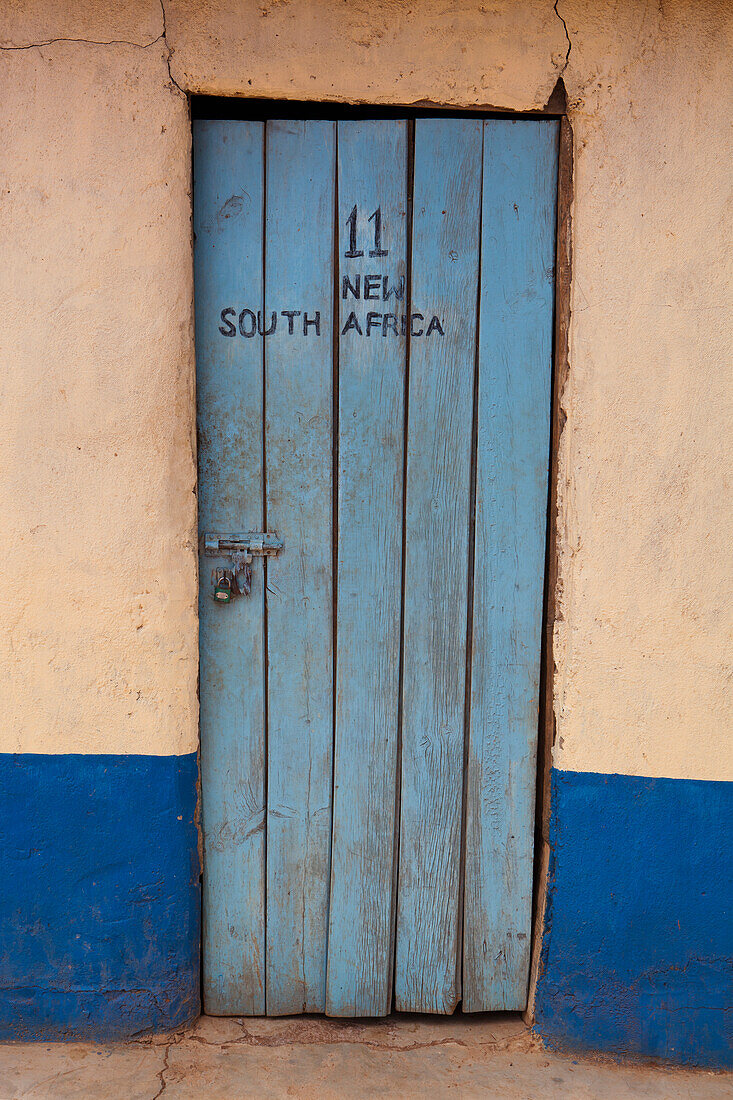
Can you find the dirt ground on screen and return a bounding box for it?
[1,1014,730,1099]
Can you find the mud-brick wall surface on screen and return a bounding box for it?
[0,0,730,1062]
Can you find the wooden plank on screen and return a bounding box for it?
[394,118,483,1014]
[462,119,559,1012]
[264,119,335,1015]
[193,120,266,1015]
[326,120,408,1017]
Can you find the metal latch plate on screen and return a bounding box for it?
[204,533,283,557]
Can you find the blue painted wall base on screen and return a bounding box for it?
[3,753,730,1059]
[535,769,733,1069]
[0,753,200,1040]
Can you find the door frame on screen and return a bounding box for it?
[188,94,574,1019]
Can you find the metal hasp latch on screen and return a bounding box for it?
[204,532,283,603]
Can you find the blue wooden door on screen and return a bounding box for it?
[194,116,558,1017]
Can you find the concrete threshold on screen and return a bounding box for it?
[0,1014,729,1099]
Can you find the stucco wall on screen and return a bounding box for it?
[0,18,196,757]
[553,1,732,783]
[0,0,730,1059]
[2,0,730,771]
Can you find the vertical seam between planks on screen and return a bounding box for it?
[262,120,270,1016]
[457,121,485,1012]
[389,117,415,1014]
[325,119,339,1012]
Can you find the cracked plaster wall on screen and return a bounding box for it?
[0,0,730,779]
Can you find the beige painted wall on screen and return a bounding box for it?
[0,0,730,778]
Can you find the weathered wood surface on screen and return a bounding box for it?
[326,120,408,1017]
[194,119,267,1015]
[195,115,558,1019]
[264,120,335,1015]
[462,119,558,1011]
[395,118,483,1014]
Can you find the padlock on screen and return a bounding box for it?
[213,570,233,603]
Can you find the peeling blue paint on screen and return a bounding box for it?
[0,753,200,1040]
[535,769,733,1068]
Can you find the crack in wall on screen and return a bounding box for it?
[0,0,185,100]
[0,34,164,51]
[159,0,185,97]
[553,0,572,72]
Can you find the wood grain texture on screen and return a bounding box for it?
[264,120,335,1015]
[395,118,483,1014]
[462,119,559,1011]
[326,120,408,1017]
[194,120,266,1015]
[195,115,557,1020]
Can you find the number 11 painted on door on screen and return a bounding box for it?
[345,205,389,258]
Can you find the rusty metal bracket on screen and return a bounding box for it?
[203,533,284,558]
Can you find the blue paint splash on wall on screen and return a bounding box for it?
[535,769,733,1068]
[0,753,200,1040]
